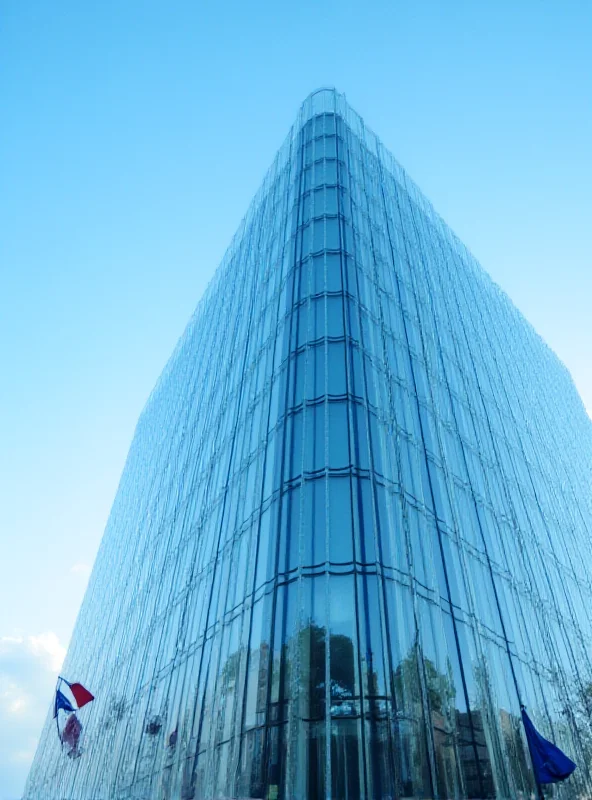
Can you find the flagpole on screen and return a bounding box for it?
[502,641,547,799]
[55,676,62,747]
[520,705,546,800]
[481,569,548,800]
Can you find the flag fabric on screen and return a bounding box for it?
[54,689,75,718]
[521,707,577,784]
[67,682,95,709]
[61,713,83,757]
[56,677,94,712]
[54,677,94,756]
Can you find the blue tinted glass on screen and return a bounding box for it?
[327,295,344,337]
[25,92,592,800]
[306,404,325,473]
[303,477,326,565]
[327,341,346,396]
[326,252,342,291]
[329,476,354,563]
[329,401,349,468]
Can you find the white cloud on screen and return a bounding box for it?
[0,632,66,676]
[0,632,67,797]
[10,747,36,764]
[0,636,22,646]
[28,632,66,673]
[0,678,26,716]
[70,562,92,579]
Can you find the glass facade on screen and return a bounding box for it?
[25,89,592,799]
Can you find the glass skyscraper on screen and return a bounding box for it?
[25,89,592,799]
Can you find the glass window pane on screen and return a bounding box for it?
[328,341,346,396]
[329,477,353,563]
[329,401,349,468]
[302,477,326,566]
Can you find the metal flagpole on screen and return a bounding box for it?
[55,677,62,747]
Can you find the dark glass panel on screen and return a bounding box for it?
[305,721,326,800]
[331,719,362,799]
[329,575,359,713]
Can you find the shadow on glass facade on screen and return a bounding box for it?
[25,89,592,799]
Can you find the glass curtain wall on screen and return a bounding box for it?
[25,89,592,800]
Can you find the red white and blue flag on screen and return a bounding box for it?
[54,677,94,758]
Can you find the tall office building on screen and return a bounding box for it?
[25,89,592,799]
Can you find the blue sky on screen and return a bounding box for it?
[1,1,590,796]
